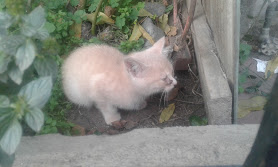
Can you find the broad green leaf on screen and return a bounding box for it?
[34,57,58,81]
[35,26,49,40]
[44,21,56,33]
[70,0,79,7]
[0,35,25,55]
[28,6,46,30]
[18,77,53,109]
[189,115,208,126]
[0,12,12,28]
[265,56,278,79]
[15,39,36,72]
[0,53,11,74]
[238,96,267,118]
[25,107,44,132]
[0,108,16,140]
[129,23,142,41]
[0,119,22,155]
[0,147,15,167]
[159,103,175,123]
[0,73,8,83]
[8,66,23,85]
[21,6,46,37]
[0,27,7,37]
[0,95,9,108]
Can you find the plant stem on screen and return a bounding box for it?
[91,0,105,36]
[173,0,177,25]
[182,0,196,40]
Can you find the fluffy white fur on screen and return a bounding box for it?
[62,37,177,124]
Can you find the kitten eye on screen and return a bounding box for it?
[162,76,173,85]
[162,76,167,81]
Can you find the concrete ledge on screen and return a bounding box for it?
[14,125,259,167]
[190,0,233,124]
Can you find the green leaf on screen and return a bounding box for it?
[0,95,9,108]
[0,147,15,167]
[245,86,258,94]
[189,115,208,126]
[72,10,86,24]
[0,53,11,74]
[109,0,119,8]
[27,6,46,30]
[0,12,12,29]
[0,119,22,155]
[0,35,25,55]
[0,108,15,140]
[88,3,98,12]
[18,77,53,109]
[21,6,46,37]
[35,26,49,40]
[115,17,125,29]
[165,4,173,13]
[44,21,56,33]
[34,57,58,81]
[15,39,36,72]
[25,107,44,132]
[70,0,79,7]
[8,65,23,85]
[0,73,8,83]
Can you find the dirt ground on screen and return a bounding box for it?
[66,70,205,135]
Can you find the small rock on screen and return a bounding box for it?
[167,86,179,101]
[106,129,120,135]
[87,129,96,135]
[71,125,86,136]
[124,120,138,130]
[144,2,166,17]
[104,6,115,17]
[111,120,127,130]
[141,18,165,48]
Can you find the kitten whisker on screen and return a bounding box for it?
[159,91,164,110]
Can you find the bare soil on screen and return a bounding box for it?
[66,70,205,135]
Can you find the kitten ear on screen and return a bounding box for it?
[124,57,145,77]
[150,37,165,54]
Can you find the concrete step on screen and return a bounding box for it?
[14,125,259,167]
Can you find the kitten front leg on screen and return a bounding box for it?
[96,104,121,125]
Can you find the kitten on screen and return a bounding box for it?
[62,37,177,125]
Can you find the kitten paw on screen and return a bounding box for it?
[104,112,121,125]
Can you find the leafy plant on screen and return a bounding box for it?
[189,115,208,126]
[114,2,144,32]
[0,5,56,157]
[239,43,252,65]
[118,38,144,54]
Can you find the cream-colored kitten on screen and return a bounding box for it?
[62,37,177,125]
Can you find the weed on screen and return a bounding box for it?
[118,38,144,54]
[239,43,252,65]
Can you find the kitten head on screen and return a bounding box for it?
[125,37,177,96]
